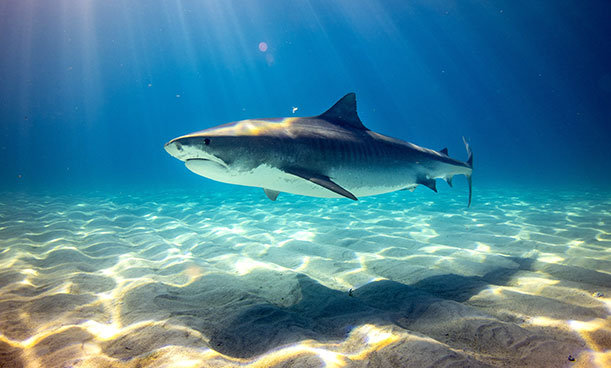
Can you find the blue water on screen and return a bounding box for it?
[1,2,611,367]
[1,0,610,192]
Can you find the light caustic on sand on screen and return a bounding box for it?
[0,188,609,367]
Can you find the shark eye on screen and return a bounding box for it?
[204,138,210,145]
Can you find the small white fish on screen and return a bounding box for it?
[292,107,298,114]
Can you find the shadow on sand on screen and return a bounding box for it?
[115,257,548,359]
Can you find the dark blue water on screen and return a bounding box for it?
[1,0,610,193]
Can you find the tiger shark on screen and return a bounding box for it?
[164,93,473,206]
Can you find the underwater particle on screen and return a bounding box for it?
[292,107,298,114]
[568,355,575,362]
[258,41,268,52]
[176,94,181,98]
[17,174,22,179]
[266,53,274,65]
[147,83,152,87]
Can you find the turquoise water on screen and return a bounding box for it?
[1,0,610,367]
[0,187,609,366]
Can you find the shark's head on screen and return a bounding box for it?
[164,122,242,180]
[164,118,290,182]
[164,131,225,164]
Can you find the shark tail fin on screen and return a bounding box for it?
[462,137,473,207]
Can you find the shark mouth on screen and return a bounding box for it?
[184,158,230,179]
[186,157,229,168]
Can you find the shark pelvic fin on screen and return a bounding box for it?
[401,185,418,192]
[263,188,280,201]
[440,147,449,155]
[417,177,437,192]
[318,93,367,130]
[446,177,453,187]
[285,168,358,200]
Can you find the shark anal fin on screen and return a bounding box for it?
[285,168,358,201]
[440,147,449,155]
[417,177,437,193]
[263,188,280,201]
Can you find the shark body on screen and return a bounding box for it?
[164,93,473,205]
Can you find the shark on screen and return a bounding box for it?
[164,93,473,206]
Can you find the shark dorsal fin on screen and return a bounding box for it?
[318,93,367,130]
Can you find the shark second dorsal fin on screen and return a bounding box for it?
[318,93,367,130]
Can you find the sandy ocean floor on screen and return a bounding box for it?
[0,186,609,367]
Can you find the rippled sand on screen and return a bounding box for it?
[0,187,609,367]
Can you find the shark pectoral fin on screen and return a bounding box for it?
[417,177,437,192]
[263,188,280,201]
[284,168,358,201]
[310,177,358,200]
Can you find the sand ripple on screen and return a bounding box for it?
[0,187,609,367]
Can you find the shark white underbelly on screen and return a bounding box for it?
[185,159,411,198]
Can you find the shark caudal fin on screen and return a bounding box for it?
[463,137,473,207]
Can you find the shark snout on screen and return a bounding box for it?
[164,139,184,160]
[164,136,220,164]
